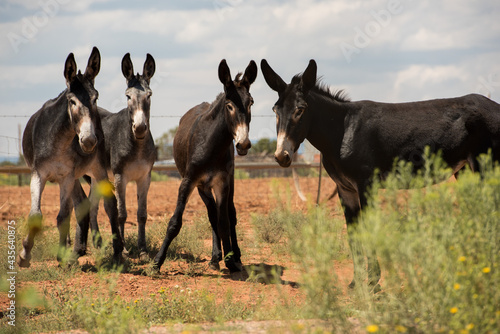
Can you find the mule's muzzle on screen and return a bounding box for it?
[275,150,292,167]
[133,123,148,139]
[80,134,97,153]
[236,139,251,156]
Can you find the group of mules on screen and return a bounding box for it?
[19,47,500,290]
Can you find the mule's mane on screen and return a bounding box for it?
[291,75,350,103]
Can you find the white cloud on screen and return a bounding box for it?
[0,0,499,158]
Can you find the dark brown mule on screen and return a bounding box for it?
[154,59,257,272]
[261,59,500,290]
[19,47,123,267]
[85,53,156,260]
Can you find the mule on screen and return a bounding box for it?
[84,53,156,260]
[19,47,123,267]
[153,59,257,272]
[261,58,500,289]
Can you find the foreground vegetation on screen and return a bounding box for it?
[1,153,499,333]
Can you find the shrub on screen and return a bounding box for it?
[352,152,500,333]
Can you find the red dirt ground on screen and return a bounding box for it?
[0,176,355,330]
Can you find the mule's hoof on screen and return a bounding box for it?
[74,247,87,257]
[139,251,149,262]
[225,260,243,273]
[152,261,162,272]
[17,255,31,268]
[122,247,130,257]
[348,280,356,289]
[209,261,220,271]
[233,262,243,272]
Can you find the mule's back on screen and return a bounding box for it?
[173,102,211,177]
[22,92,69,169]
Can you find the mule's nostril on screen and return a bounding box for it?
[133,123,148,138]
[236,140,251,151]
[275,150,292,167]
[81,134,97,153]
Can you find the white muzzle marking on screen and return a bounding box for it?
[234,123,249,146]
[79,118,95,142]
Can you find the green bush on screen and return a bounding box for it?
[352,152,500,333]
[287,202,349,324]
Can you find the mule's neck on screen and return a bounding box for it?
[305,91,349,155]
[204,94,234,148]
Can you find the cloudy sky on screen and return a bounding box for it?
[1,0,499,161]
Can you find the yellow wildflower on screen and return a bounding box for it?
[453,283,461,290]
[395,325,407,333]
[482,267,491,273]
[450,307,458,314]
[366,325,379,333]
[458,256,466,262]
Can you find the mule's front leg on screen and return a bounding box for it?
[114,174,129,255]
[136,173,151,261]
[338,186,366,289]
[214,180,241,273]
[228,198,242,269]
[93,169,124,265]
[72,180,91,256]
[17,172,46,268]
[88,179,102,248]
[197,187,222,270]
[153,178,195,270]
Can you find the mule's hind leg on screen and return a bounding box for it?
[197,187,222,270]
[228,176,242,269]
[17,172,46,268]
[72,180,91,256]
[153,178,196,270]
[136,172,151,261]
[57,177,78,265]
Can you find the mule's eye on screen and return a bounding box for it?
[69,99,77,106]
[293,107,305,121]
[226,103,236,113]
[126,95,131,101]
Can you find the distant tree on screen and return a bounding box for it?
[250,138,277,156]
[155,126,178,161]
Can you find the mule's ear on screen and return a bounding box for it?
[301,59,317,94]
[83,46,101,84]
[242,60,257,88]
[261,59,286,93]
[142,53,156,83]
[218,59,232,88]
[121,53,134,82]
[64,53,77,87]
